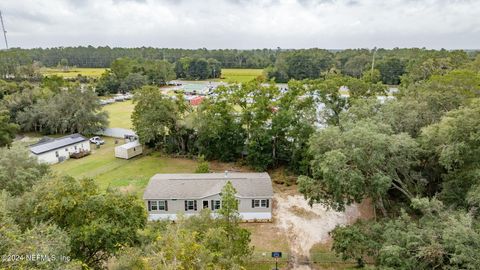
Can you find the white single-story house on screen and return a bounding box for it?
[114,140,143,159]
[143,172,274,221]
[29,134,90,164]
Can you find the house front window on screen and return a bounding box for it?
[55,151,59,157]
[252,199,269,208]
[213,200,221,210]
[158,200,166,210]
[261,199,267,207]
[185,200,197,211]
[150,200,158,211]
[148,200,168,211]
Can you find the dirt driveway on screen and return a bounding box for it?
[273,189,369,269]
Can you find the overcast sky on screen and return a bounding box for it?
[1,0,479,49]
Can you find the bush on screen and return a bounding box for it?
[195,156,209,173]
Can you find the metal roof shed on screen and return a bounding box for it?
[114,141,142,159]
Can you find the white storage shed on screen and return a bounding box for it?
[114,141,143,159]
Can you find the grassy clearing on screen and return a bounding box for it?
[309,243,359,269]
[41,67,106,78]
[245,261,288,270]
[242,223,289,253]
[51,137,197,193]
[102,100,135,129]
[218,68,264,83]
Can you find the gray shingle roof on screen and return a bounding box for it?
[143,172,273,200]
[29,134,88,155]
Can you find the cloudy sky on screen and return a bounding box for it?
[1,0,479,49]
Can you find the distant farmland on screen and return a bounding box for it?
[218,68,264,83]
[41,67,263,82]
[41,67,106,78]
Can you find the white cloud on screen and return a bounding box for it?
[1,0,479,49]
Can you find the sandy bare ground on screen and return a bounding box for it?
[274,193,362,270]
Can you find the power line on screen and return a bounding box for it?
[0,10,8,49]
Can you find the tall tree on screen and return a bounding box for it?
[0,145,49,196]
[132,86,179,150]
[195,98,245,161]
[18,175,146,269]
[377,58,406,85]
[215,181,253,268]
[16,87,108,135]
[332,198,480,270]
[95,69,120,95]
[299,120,422,215]
[420,99,480,207]
[0,109,18,147]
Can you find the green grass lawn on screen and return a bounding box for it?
[51,137,197,193]
[218,68,264,83]
[309,244,361,269]
[41,67,106,78]
[102,100,135,129]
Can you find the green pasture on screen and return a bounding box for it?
[218,68,264,83]
[102,99,135,129]
[41,67,106,78]
[51,137,197,193]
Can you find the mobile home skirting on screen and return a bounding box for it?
[147,212,272,221]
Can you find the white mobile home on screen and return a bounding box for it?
[143,172,273,221]
[29,134,90,164]
[114,141,142,159]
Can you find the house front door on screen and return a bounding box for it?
[203,200,209,209]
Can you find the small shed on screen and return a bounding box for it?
[115,141,143,159]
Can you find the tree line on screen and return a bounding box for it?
[0,46,277,71]
[1,47,476,85]
[96,57,222,95]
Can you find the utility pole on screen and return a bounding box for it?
[0,10,8,49]
[371,46,377,77]
[367,46,377,93]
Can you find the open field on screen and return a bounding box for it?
[218,68,264,83]
[51,137,198,192]
[41,67,106,78]
[102,100,135,129]
[41,67,262,82]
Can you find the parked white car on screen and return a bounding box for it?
[89,136,105,145]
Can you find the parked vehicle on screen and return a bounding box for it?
[89,136,105,145]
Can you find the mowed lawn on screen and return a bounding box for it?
[102,100,135,129]
[41,67,106,78]
[51,137,197,193]
[218,68,264,83]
